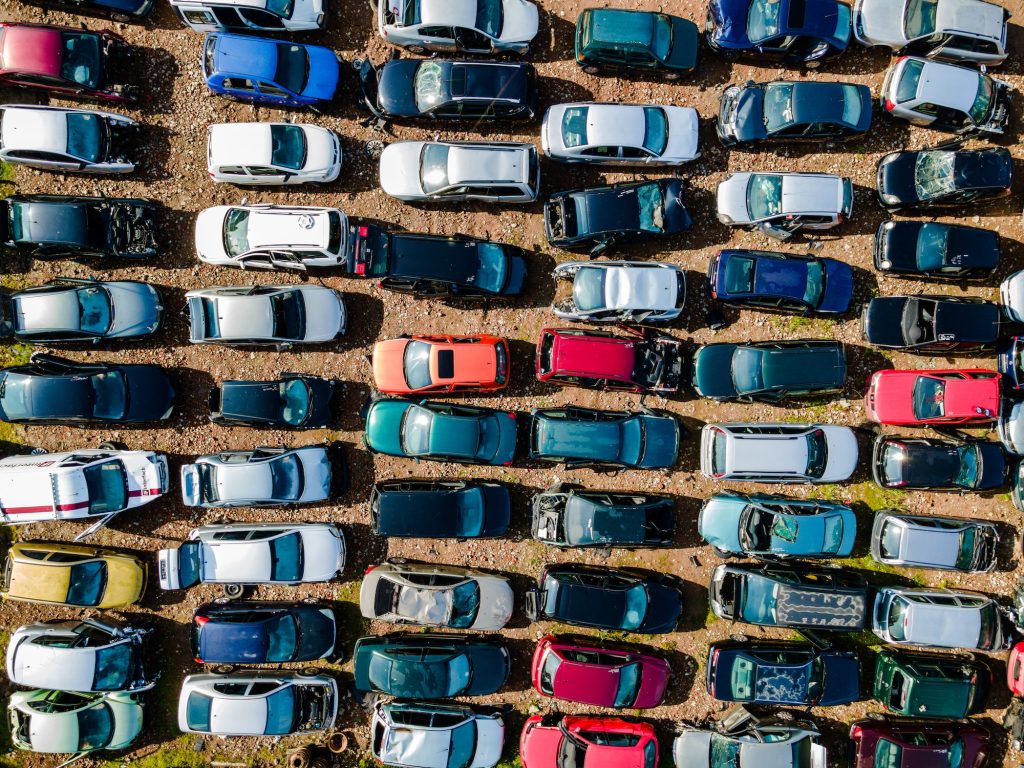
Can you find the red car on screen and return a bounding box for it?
[0,23,135,103]
[1008,641,1024,695]
[849,719,988,768]
[521,716,657,768]
[530,635,671,709]
[536,327,684,393]
[864,368,999,426]
[371,334,509,395]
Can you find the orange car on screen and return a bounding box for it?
[372,335,510,394]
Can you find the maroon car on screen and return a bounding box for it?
[530,634,671,708]
[849,719,988,768]
[535,326,684,394]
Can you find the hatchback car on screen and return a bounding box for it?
[0,105,139,174]
[24,0,152,20]
[872,586,1007,649]
[209,375,335,429]
[877,147,1013,210]
[700,423,858,483]
[675,721,826,768]
[551,261,686,323]
[377,0,539,54]
[372,335,509,395]
[716,172,853,240]
[575,8,700,77]
[191,600,338,664]
[180,446,333,508]
[706,0,852,63]
[8,689,143,757]
[872,435,1008,492]
[1007,642,1024,694]
[372,701,504,768]
[370,479,511,538]
[861,295,999,353]
[874,220,999,280]
[531,483,674,548]
[871,509,997,572]
[849,719,988,768]
[864,368,999,426]
[379,141,539,203]
[171,0,325,31]
[521,716,657,768]
[206,123,341,185]
[873,648,990,718]
[708,249,852,315]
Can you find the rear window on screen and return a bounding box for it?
[896,59,924,104]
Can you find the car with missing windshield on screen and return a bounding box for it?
[700,423,859,483]
[674,720,827,768]
[179,446,334,508]
[372,335,509,395]
[208,374,335,429]
[705,0,852,64]
[376,0,539,55]
[171,0,326,32]
[872,435,1008,492]
[716,171,853,240]
[860,295,999,353]
[877,147,1012,210]
[190,600,338,664]
[574,8,700,78]
[551,261,686,323]
[874,220,999,280]
[849,719,988,768]
[371,701,505,768]
[530,483,674,548]
[870,510,997,572]
[521,716,657,768]
[864,368,1000,426]
[206,123,341,185]
[707,249,853,315]
[871,587,1009,650]
[873,648,990,718]
[0,105,139,174]
[370,479,511,538]
[8,689,143,758]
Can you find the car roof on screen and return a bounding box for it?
[208,123,280,167]
[201,537,273,581]
[448,144,529,185]
[550,330,636,380]
[934,0,1005,41]
[902,599,984,647]
[584,8,656,47]
[726,431,809,474]
[211,33,278,80]
[199,616,271,660]
[0,107,67,154]
[389,235,480,283]
[534,413,627,461]
[419,0,477,29]
[13,640,103,690]
[0,25,64,78]
[787,81,868,128]
[910,59,983,114]
[9,197,92,246]
[896,521,963,567]
[578,264,680,312]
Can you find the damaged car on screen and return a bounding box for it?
[551,261,685,323]
[530,483,675,548]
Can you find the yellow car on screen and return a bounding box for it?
[1,542,146,609]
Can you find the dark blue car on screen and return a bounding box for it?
[705,0,851,64]
[21,0,151,19]
[202,33,339,109]
[707,249,852,314]
[191,601,338,664]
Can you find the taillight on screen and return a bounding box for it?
[355,263,366,275]
[365,564,377,575]
[194,656,204,663]
[359,226,368,237]
[851,726,862,739]
[884,99,895,111]
[195,616,209,626]
[507,412,517,419]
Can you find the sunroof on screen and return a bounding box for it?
[436,350,455,379]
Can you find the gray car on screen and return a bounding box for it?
[716,172,854,241]
[551,261,686,323]
[871,587,1008,650]
[673,718,827,768]
[870,509,997,572]
[179,446,333,508]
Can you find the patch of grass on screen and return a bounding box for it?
[495,757,523,768]
[101,737,210,768]
[705,604,719,627]
[844,554,925,586]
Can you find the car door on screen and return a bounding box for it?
[416,25,458,51]
[175,3,239,30]
[453,27,494,53]
[244,165,291,184]
[5,149,83,172]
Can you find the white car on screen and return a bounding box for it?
[178,672,338,737]
[171,0,326,31]
[377,0,538,54]
[716,171,854,240]
[379,141,539,203]
[185,285,346,347]
[999,269,1024,322]
[158,522,346,590]
[674,724,826,768]
[998,400,1024,455]
[371,701,505,768]
[206,123,341,185]
[194,205,347,269]
[180,446,332,508]
[360,562,514,630]
[551,261,686,323]
[541,103,700,165]
[871,587,1006,649]
[8,689,143,756]
[0,105,138,174]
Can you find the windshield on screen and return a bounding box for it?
[265,614,298,662]
[475,0,503,37]
[274,43,309,94]
[93,643,131,690]
[904,0,937,37]
[61,32,100,89]
[403,341,433,390]
[456,488,485,537]
[879,521,903,558]
[414,61,446,112]
[558,734,588,768]
[179,540,202,587]
[447,653,471,696]
[561,107,588,148]
[643,107,668,155]
[76,704,113,751]
[223,208,250,256]
[747,174,783,219]
[264,687,297,735]
[729,656,755,700]
[637,183,666,233]
[747,0,781,43]
[448,722,477,768]
[896,59,925,104]
[270,454,303,500]
[477,243,508,293]
[875,738,903,768]
[91,371,127,421]
[269,532,302,581]
[76,285,112,334]
[621,583,648,631]
[266,0,294,16]
[710,734,741,768]
[732,348,764,394]
[803,260,824,306]
[573,267,606,311]
[270,124,306,170]
[539,650,560,694]
[915,152,956,200]
[955,528,977,570]
[280,378,310,426]
[420,144,450,194]
[66,561,106,606]
[805,429,828,478]
[887,597,909,641]
[912,375,944,419]
[916,223,949,269]
[613,662,641,707]
[66,113,104,163]
[764,83,796,132]
[954,445,980,488]
[83,460,128,515]
[651,13,673,59]
[969,75,994,124]
[739,574,778,624]
[271,290,305,339]
[449,581,481,629]
[401,405,434,455]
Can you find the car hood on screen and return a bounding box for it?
[303,44,340,100]
[673,731,712,768]
[698,497,744,552]
[471,717,505,768]
[820,259,854,313]
[820,653,860,705]
[998,400,1024,455]
[667,16,700,69]
[194,206,231,262]
[863,297,910,347]
[663,106,700,160]
[365,399,412,455]
[122,365,175,421]
[373,339,413,392]
[376,60,420,116]
[465,644,509,694]
[878,152,922,204]
[638,579,682,632]
[854,0,908,46]
[379,142,425,198]
[717,174,752,223]
[298,287,345,341]
[1002,270,1024,322]
[105,282,163,338]
[522,725,564,768]
[636,415,680,469]
[598,266,681,311]
[303,126,337,172]
[727,86,768,142]
[498,0,539,43]
[819,426,859,483]
[692,344,739,399]
[474,576,514,629]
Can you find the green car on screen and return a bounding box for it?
[873,648,990,719]
[575,8,700,79]
[364,399,518,466]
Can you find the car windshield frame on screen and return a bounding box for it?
[914,152,957,200]
[66,112,105,164]
[613,661,641,707]
[805,429,828,478]
[904,0,938,38]
[268,531,303,582]
[223,208,250,257]
[747,174,783,220]
[912,375,945,420]
[476,242,509,294]
[82,459,129,515]
[915,223,949,270]
[642,107,668,156]
[420,144,450,194]
[270,290,306,340]
[747,0,782,44]
[93,642,132,690]
[475,0,503,38]
[954,444,980,488]
[402,341,434,390]
[265,613,299,662]
[414,60,447,113]
[263,686,297,735]
[448,721,478,768]
[763,83,796,133]
[401,405,435,456]
[60,32,101,89]
[280,377,311,426]
[561,107,588,148]
[269,453,304,501]
[76,703,114,751]
[573,267,606,312]
[969,75,994,124]
[66,560,107,606]
[75,284,113,335]
[732,347,765,395]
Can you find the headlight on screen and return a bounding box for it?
[718,213,734,225]
[880,194,900,205]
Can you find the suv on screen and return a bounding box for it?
[575,8,700,78]
[716,172,854,240]
[870,510,997,572]
[871,587,1008,650]
[700,423,858,483]
[873,648,990,718]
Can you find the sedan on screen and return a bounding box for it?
[22,0,152,21]
[209,375,336,429]
[372,335,509,395]
[191,600,338,664]
[9,690,142,756]
[675,722,826,768]
[705,0,852,63]
[717,172,853,240]
[874,220,999,280]
[376,0,539,55]
[864,368,999,426]
[849,720,988,768]
[551,261,686,323]
[370,479,511,538]
[1000,270,1024,323]
[707,249,853,315]
[206,122,341,185]
[877,147,1012,210]
[861,295,999,353]
[529,407,680,470]
[372,701,504,768]
[575,8,700,78]
[179,447,333,508]
[0,353,174,425]
[872,435,1008,491]
[0,105,139,174]
[521,717,657,768]
[870,510,997,572]
[531,483,674,548]
[691,340,846,402]
[364,399,518,466]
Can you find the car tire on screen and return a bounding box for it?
[212,596,232,604]
[223,584,244,599]
[386,557,407,565]
[212,664,235,675]
[729,633,749,642]
[805,60,822,69]
[302,596,320,605]
[665,72,682,81]
[98,441,123,450]
[582,65,601,75]
[775,710,794,721]
[713,547,734,557]
[298,666,322,677]
[407,45,426,54]
[866,712,885,721]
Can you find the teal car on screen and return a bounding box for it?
[528,406,680,469]
[691,340,846,402]
[575,8,700,78]
[699,492,856,559]
[364,399,518,466]
[8,689,143,756]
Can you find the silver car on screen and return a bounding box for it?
[674,719,826,768]
[716,172,854,240]
[377,0,539,54]
[0,105,139,174]
[551,261,686,323]
[870,510,997,572]
[180,446,333,508]
[871,587,1008,650]
[371,701,505,768]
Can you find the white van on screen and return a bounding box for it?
[171,0,325,32]
[0,449,169,539]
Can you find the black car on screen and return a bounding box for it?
[370,479,511,538]
[530,483,674,548]
[873,221,999,280]
[861,295,1000,353]
[17,0,151,19]
[0,195,159,261]
[208,374,335,429]
[544,179,691,256]
[523,563,683,634]
[717,80,871,147]
[872,435,1008,491]
[877,147,1013,210]
[0,352,174,425]
[191,600,339,664]
[356,58,538,122]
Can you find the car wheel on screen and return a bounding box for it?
[98,441,123,450]
[775,710,794,721]
[365,139,386,160]
[302,596,320,605]
[298,666,322,677]
[805,60,822,69]
[212,664,235,675]
[29,447,47,455]
[223,583,244,599]
[582,65,601,75]
[386,557,407,565]
[713,547,734,557]
[406,45,426,54]
[212,596,232,604]
[866,712,885,721]
[730,633,748,642]
[665,71,682,81]
[111,12,132,21]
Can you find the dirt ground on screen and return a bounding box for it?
[2,0,1024,764]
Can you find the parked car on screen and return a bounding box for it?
[544,179,692,256]
[171,0,325,31]
[707,249,853,315]
[521,716,657,768]
[206,123,341,185]
[360,561,513,631]
[0,105,139,174]
[880,57,1010,134]
[0,23,136,102]
[874,220,999,280]
[709,563,868,630]
[157,522,346,590]
[872,586,1008,649]
[1007,641,1024,694]
[357,58,538,122]
[536,327,685,394]
[691,340,846,402]
[1,541,146,609]
[853,0,1009,64]
[531,483,674,548]
[0,353,174,425]
[372,335,510,395]
[190,601,338,664]
[1011,464,1024,512]
[364,399,518,466]
[524,563,683,633]
[379,141,539,203]
[531,634,671,708]
[575,8,700,77]
[718,80,871,146]
[0,195,159,261]
[22,0,152,21]
[861,295,999,353]
[551,261,686,323]
[864,368,1000,426]
[0,278,162,344]
[8,689,142,756]
[716,172,853,240]
[998,397,1024,455]
[185,285,346,348]
[178,672,337,736]
[877,147,1013,209]
[1000,270,1024,323]
[872,435,1008,491]
[706,640,860,705]
[376,0,539,54]
[202,33,339,108]
[529,406,680,470]
[873,648,990,718]
[352,633,510,698]
[699,492,857,559]
[700,423,859,483]
[705,0,852,63]
[870,510,997,572]
[849,720,988,768]
[675,720,826,768]
[372,701,504,768]
[209,375,336,429]
[6,618,156,692]
[370,479,511,538]
[180,446,333,508]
